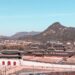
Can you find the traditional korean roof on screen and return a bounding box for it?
[0,50,22,59]
[0,54,21,58]
[0,49,23,55]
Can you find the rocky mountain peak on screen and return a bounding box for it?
[50,22,65,29]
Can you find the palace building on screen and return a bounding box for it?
[0,50,22,66]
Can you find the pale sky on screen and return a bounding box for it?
[0,0,75,36]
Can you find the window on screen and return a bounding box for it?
[2,61,5,65]
[13,61,16,66]
[8,61,11,65]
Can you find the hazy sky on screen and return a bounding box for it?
[0,0,75,36]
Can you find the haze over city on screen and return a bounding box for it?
[0,0,75,36]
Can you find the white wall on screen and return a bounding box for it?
[0,59,21,66]
[21,60,75,69]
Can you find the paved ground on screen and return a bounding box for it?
[22,55,75,64]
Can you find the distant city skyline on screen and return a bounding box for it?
[0,0,75,36]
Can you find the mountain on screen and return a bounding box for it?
[0,35,9,40]
[24,22,75,42]
[1,22,75,42]
[11,31,40,39]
